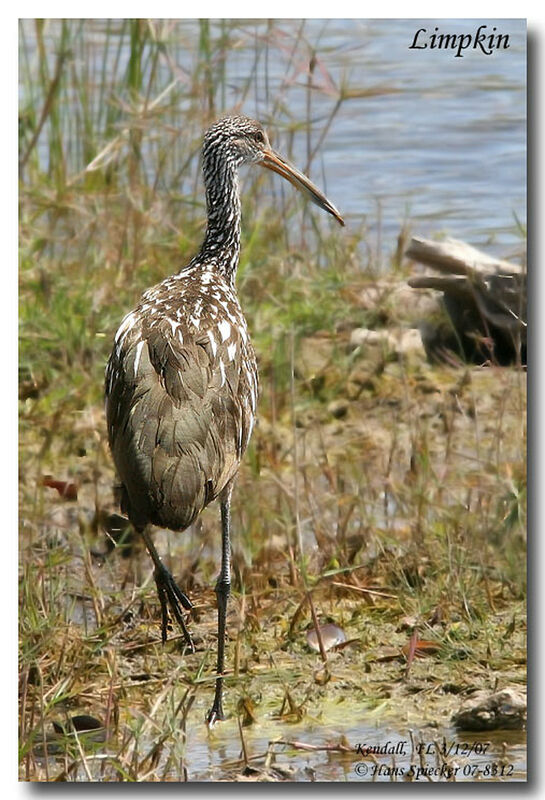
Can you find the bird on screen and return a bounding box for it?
[105,115,344,724]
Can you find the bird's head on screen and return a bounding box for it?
[203,115,345,227]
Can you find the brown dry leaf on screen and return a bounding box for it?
[237,696,258,727]
[373,647,403,663]
[401,639,441,658]
[42,476,78,500]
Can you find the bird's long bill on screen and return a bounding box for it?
[260,149,345,227]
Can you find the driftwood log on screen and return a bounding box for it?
[406,237,526,366]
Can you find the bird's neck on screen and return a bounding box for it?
[198,159,241,284]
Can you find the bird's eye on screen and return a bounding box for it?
[253,131,264,144]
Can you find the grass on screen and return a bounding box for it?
[19,19,526,782]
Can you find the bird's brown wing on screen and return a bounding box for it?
[105,314,257,531]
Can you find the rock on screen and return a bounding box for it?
[349,327,426,363]
[297,335,345,395]
[298,335,336,377]
[390,328,425,357]
[355,282,441,323]
[452,687,526,731]
[306,623,347,652]
[350,327,393,350]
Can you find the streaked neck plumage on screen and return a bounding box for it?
[197,152,241,284]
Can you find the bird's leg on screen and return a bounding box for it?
[207,489,232,725]
[137,526,194,652]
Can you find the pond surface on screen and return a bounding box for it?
[34,706,526,782]
[188,718,527,782]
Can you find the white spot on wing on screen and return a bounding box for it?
[189,298,204,330]
[115,311,137,345]
[218,359,226,387]
[246,415,255,444]
[207,330,218,356]
[218,319,231,342]
[227,342,237,361]
[218,298,239,324]
[249,383,257,412]
[133,340,146,377]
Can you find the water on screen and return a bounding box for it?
[34,712,527,782]
[314,19,526,257]
[186,718,527,782]
[20,18,526,260]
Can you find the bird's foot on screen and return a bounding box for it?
[206,702,225,727]
[206,680,226,726]
[154,565,195,652]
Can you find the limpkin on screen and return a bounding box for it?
[105,115,344,724]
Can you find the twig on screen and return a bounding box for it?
[331,581,397,599]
